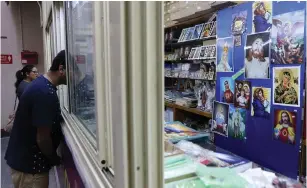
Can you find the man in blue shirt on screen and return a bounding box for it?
[5,50,66,188]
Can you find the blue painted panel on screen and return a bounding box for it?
[215,1,306,179]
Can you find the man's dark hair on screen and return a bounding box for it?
[50,50,66,72]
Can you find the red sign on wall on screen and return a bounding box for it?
[1,54,13,64]
[75,55,85,64]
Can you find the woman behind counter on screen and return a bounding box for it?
[15,65,38,99]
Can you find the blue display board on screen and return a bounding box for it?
[215,1,306,179]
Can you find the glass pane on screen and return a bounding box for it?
[66,1,97,138]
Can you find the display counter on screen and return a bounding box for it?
[164,139,303,188]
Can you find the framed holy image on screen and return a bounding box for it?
[207,46,213,58]
[273,66,300,107]
[252,1,272,33]
[183,46,192,59]
[199,45,217,60]
[271,10,304,64]
[193,47,201,59]
[192,24,205,40]
[216,37,234,72]
[234,80,251,109]
[184,27,196,41]
[231,10,247,36]
[228,105,246,140]
[273,109,297,145]
[188,48,197,60]
[210,21,217,37]
[199,46,207,59]
[208,45,216,58]
[251,87,271,119]
[178,28,188,43]
[203,46,210,59]
[212,101,229,137]
[220,77,234,104]
[201,21,215,39]
[244,32,270,79]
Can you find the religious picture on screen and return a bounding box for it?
[273,66,300,107]
[245,32,270,79]
[178,28,188,43]
[228,105,246,140]
[192,24,204,40]
[216,37,234,72]
[234,35,242,46]
[203,46,210,59]
[235,80,251,109]
[188,48,197,59]
[199,46,206,59]
[184,27,195,41]
[251,87,271,119]
[211,21,217,36]
[201,22,213,38]
[220,77,234,104]
[179,47,185,59]
[274,109,296,145]
[232,10,247,36]
[193,47,201,59]
[212,101,229,137]
[271,10,305,64]
[210,45,216,58]
[252,1,272,33]
[184,46,191,59]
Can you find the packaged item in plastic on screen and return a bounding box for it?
[175,140,229,167]
[196,165,249,188]
[164,140,184,157]
[164,155,197,181]
[165,177,206,188]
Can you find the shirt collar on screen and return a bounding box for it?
[40,75,57,91]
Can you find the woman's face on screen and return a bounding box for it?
[28,67,38,81]
[258,90,263,97]
[244,86,249,93]
[240,90,245,96]
[283,75,290,85]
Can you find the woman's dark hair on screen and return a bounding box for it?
[15,65,35,94]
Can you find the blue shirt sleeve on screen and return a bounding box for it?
[32,91,57,128]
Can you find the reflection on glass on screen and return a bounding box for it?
[66,1,97,137]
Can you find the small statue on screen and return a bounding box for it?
[194,81,204,108]
[203,81,216,112]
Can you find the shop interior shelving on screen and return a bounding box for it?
[164,13,216,123]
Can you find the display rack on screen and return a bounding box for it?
[164,13,217,124]
[165,101,212,119]
[165,36,216,49]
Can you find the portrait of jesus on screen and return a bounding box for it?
[245,32,270,79]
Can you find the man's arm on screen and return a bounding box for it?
[32,91,61,165]
[37,127,61,166]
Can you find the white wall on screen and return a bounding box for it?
[20,2,44,73]
[1,2,44,128]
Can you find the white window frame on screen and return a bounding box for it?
[42,1,164,188]
[95,2,164,188]
[52,2,69,111]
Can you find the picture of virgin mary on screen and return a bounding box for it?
[251,87,271,119]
